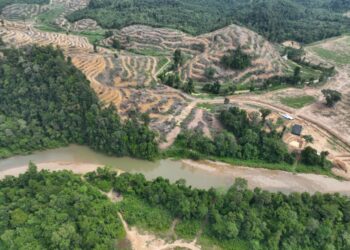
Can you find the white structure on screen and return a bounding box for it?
[282,114,294,120]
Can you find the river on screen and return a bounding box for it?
[1,145,350,194]
[0,145,234,190]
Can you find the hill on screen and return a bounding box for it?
[111,24,285,85]
[67,0,350,43]
[0,45,158,159]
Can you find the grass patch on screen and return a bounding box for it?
[213,157,334,177]
[309,47,350,65]
[175,220,202,240]
[117,196,173,233]
[280,95,316,108]
[284,59,322,80]
[156,57,170,73]
[72,29,106,44]
[128,48,170,57]
[35,5,65,32]
[196,103,219,112]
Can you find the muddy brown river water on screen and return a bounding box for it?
[1,145,350,194]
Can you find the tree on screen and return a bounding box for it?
[104,30,113,38]
[303,135,314,143]
[202,81,221,94]
[301,146,320,166]
[212,81,221,94]
[93,40,98,53]
[204,67,216,79]
[228,84,237,94]
[0,36,4,46]
[183,78,194,94]
[214,131,240,157]
[292,66,302,84]
[221,47,251,70]
[260,108,271,122]
[173,49,183,69]
[322,89,342,107]
[111,38,121,50]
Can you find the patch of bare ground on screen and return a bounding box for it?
[0,161,103,180]
[282,40,301,49]
[118,213,201,250]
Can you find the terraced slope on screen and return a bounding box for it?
[0,20,201,143]
[112,24,284,85]
[2,3,49,20]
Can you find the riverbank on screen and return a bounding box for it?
[182,159,350,195]
[0,161,103,180]
[2,157,350,195]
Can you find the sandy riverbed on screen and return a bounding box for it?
[182,160,350,195]
[0,161,103,180]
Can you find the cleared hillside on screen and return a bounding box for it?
[110,24,284,85]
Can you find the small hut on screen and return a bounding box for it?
[291,124,303,136]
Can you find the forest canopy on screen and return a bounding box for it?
[0,164,125,249]
[3,165,350,250]
[67,0,350,43]
[0,45,158,160]
[89,168,350,250]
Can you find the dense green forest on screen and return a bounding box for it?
[0,164,125,249]
[67,0,350,43]
[3,165,350,249]
[0,0,48,10]
[0,46,158,159]
[87,168,350,250]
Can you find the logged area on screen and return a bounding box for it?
[1,0,350,249]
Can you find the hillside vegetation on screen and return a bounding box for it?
[67,0,350,43]
[0,45,158,159]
